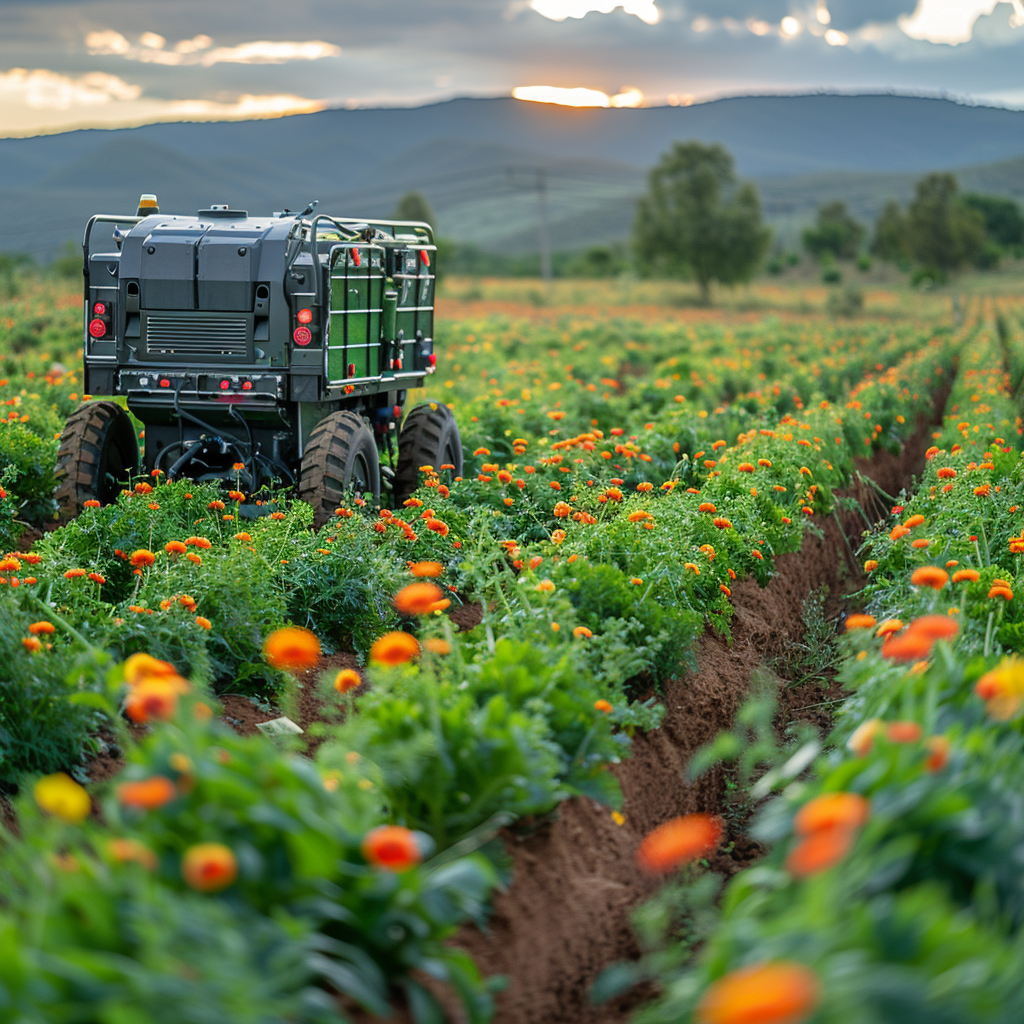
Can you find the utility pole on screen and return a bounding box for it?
[506,167,553,282]
[536,169,552,283]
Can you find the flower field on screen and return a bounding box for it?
[2,276,1024,1023]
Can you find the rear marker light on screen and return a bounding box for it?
[293,326,312,346]
[393,405,402,418]
[93,302,107,316]
[348,363,356,377]
[297,308,313,324]
[159,379,170,388]
[88,318,106,338]
[419,249,430,266]
[242,381,253,391]
[428,353,437,366]
[220,380,231,391]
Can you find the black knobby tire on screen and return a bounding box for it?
[393,401,463,505]
[298,411,381,528]
[54,401,139,519]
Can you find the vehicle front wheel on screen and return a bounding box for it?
[54,401,139,519]
[298,411,381,528]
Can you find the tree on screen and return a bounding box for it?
[392,191,436,228]
[906,173,985,278]
[871,200,909,263]
[960,193,1024,249]
[802,201,865,261]
[633,141,770,303]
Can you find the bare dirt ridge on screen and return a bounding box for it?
[454,382,951,1024]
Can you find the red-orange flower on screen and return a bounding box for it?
[117,775,177,810]
[165,541,187,555]
[362,825,422,870]
[263,627,321,671]
[125,679,181,723]
[333,668,361,693]
[910,566,947,590]
[881,631,935,662]
[410,561,443,578]
[636,813,723,874]
[845,614,876,630]
[394,582,444,616]
[695,962,820,1024]
[594,698,612,712]
[28,621,55,634]
[370,631,420,665]
[906,615,958,641]
[794,792,870,836]
[786,826,854,877]
[129,549,156,568]
[952,568,980,583]
[182,843,237,892]
[886,720,922,743]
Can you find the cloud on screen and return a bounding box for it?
[898,0,1023,44]
[528,0,661,25]
[162,93,325,117]
[0,66,140,108]
[85,30,340,66]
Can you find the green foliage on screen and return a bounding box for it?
[633,141,771,302]
[961,192,1024,249]
[907,173,986,278]
[802,200,865,261]
[872,197,909,264]
[392,191,436,227]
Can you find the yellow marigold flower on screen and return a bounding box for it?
[34,773,90,824]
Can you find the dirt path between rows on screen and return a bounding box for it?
[454,384,951,1024]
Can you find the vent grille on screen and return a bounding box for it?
[146,316,248,357]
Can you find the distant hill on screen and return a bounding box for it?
[2,93,1023,260]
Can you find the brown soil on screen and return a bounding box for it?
[454,382,951,1024]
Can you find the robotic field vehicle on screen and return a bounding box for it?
[55,195,463,525]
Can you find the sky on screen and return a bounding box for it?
[0,0,1022,136]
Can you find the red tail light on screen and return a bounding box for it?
[242,381,253,391]
[428,353,437,366]
[293,327,312,346]
[88,318,106,338]
[93,302,107,316]
[159,379,170,388]
[219,380,231,391]
[297,308,313,324]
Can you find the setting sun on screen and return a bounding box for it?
[512,85,645,107]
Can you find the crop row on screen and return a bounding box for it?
[624,302,1024,1024]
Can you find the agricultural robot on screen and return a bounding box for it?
[56,195,462,524]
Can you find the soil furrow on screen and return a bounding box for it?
[454,378,952,1024]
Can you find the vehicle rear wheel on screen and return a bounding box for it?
[54,401,139,519]
[298,411,380,528]
[393,401,463,505]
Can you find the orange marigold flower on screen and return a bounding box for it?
[129,549,156,568]
[263,626,321,671]
[925,735,951,772]
[185,536,212,549]
[886,720,922,743]
[425,518,450,537]
[910,566,948,590]
[794,792,870,836]
[83,499,101,508]
[989,585,1014,601]
[574,626,593,639]
[952,569,980,583]
[117,775,176,810]
[410,561,443,578]
[333,668,361,693]
[108,837,158,870]
[847,718,883,757]
[207,500,225,511]
[424,637,451,656]
[875,618,903,638]
[904,514,925,528]
[134,482,153,495]
[28,621,55,634]
[636,813,722,874]
[628,510,653,523]
[890,525,910,541]
[630,577,642,585]
[911,538,931,549]
[195,616,212,630]
[182,843,237,892]
[394,582,444,616]
[786,826,854,877]
[165,540,187,555]
[270,511,286,520]
[125,678,181,723]
[937,467,956,479]
[593,698,612,712]
[882,631,934,662]
[362,825,422,870]
[845,614,876,630]
[695,961,820,1024]
[698,502,717,514]
[537,579,555,593]
[64,568,86,579]
[370,631,420,665]
[228,490,245,502]
[551,529,566,544]
[22,636,41,652]
[720,584,731,596]
[906,615,958,641]
[123,652,183,688]
[863,559,879,572]
[712,517,732,530]
[233,532,252,542]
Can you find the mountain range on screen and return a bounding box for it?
[2,93,1023,260]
